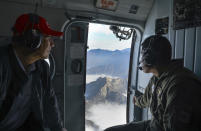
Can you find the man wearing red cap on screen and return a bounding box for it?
[0,13,67,131]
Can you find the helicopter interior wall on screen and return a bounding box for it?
[0,1,66,36]
[0,0,154,24]
[1,0,201,129]
[132,0,201,121]
[0,0,67,121]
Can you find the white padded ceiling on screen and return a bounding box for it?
[4,0,154,21]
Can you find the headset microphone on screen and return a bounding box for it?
[138,66,143,70]
[137,61,143,70]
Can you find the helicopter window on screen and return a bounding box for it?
[85,23,133,130]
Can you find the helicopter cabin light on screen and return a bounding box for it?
[95,0,118,11]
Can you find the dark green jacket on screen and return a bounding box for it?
[0,45,63,131]
[135,59,201,131]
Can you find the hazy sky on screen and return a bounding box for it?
[88,23,132,51]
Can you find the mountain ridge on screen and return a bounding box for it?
[87,48,130,78]
[85,77,127,104]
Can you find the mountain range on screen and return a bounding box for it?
[85,76,127,130]
[86,48,129,130]
[85,77,127,104]
[87,48,130,78]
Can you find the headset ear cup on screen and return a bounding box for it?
[22,14,42,49]
[146,55,155,66]
[35,35,42,48]
[23,29,42,49]
[141,49,155,66]
[141,35,172,67]
[30,30,42,49]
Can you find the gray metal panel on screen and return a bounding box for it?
[0,1,66,36]
[131,31,142,87]
[194,27,201,79]
[184,28,196,71]
[175,29,185,59]
[52,39,65,121]
[0,0,154,28]
[64,22,88,131]
[129,31,141,122]
[169,30,175,58]
[168,0,175,58]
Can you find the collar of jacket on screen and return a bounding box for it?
[13,48,36,73]
[8,45,39,80]
[157,59,184,81]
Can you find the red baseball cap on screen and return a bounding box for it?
[13,13,63,37]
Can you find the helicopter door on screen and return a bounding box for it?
[64,22,89,131]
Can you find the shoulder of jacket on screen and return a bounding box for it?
[149,75,158,85]
[166,67,201,87]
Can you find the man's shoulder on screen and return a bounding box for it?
[173,67,199,79]
[167,67,201,87]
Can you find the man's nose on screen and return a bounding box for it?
[50,39,55,48]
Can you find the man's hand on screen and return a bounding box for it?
[132,96,136,105]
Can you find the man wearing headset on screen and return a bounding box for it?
[0,14,67,131]
[105,35,201,131]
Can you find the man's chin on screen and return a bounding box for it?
[41,55,49,60]
[143,70,149,73]
[142,68,151,73]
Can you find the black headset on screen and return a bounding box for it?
[12,13,42,49]
[141,35,160,66]
[138,35,171,70]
